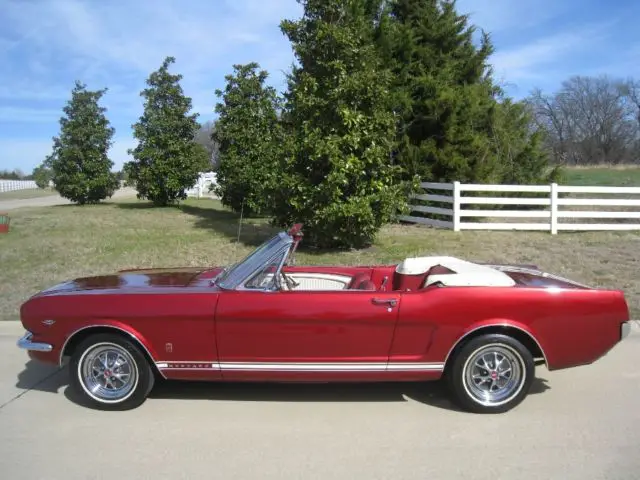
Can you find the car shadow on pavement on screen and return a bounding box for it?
[15,360,66,394]
[144,377,551,413]
[15,360,550,413]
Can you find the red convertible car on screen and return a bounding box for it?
[17,225,631,413]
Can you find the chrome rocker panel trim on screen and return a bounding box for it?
[155,361,445,372]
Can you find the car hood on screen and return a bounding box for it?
[35,266,226,296]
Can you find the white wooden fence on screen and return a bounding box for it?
[0,179,38,193]
[185,172,218,198]
[2,174,218,197]
[398,182,640,233]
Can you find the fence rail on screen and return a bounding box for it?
[0,179,38,193]
[398,181,640,233]
[1,174,218,198]
[185,172,218,198]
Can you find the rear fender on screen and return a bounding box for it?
[443,318,549,368]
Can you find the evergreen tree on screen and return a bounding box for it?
[381,0,553,184]
[124,56,209,206]
[213,63,284,215]
[275,0,407,249]
[46,81,119,204]
[491,99,562,185]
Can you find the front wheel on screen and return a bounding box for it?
[446,334,534,414]
[69,333,155,410]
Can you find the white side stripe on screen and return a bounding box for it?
[221,362,388,372]
[155,361,444,372]
[386,363,445,371]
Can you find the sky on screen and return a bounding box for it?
[1,0,639,173]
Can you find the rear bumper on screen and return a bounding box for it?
[621,322,632,340]
[17,331,53,352]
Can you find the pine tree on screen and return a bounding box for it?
[125,56,209,206]
[46,81,119,204]
[491,99,562,185]
[274,0,407,249]
[381,0,553,184]
[213,63,284,215]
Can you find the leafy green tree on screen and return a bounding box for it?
[124,56,209,206]
[45,81,119,204]
[274,0,408,249]
[32,163,52,189]
[380,0,552,185]
[213,63,284,215]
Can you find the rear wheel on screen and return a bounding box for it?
[69,333,155,410]
[447,334,534,414]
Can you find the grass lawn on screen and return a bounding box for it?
[563,166,640,187]
[0,188,57,201]
[1,197,639,320]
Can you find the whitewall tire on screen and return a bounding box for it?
[69,333,155,410]
[447,333,535,414]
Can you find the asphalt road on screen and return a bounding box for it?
[0,187,138,211]
[1,321,639,480]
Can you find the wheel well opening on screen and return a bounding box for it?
[61,327,161,376]
[445,326,546,371]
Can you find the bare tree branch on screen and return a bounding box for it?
[526,75,640,165]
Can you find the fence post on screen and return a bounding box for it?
[550,183,558,235]
[453,181,461,232]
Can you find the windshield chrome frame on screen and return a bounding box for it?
[216,231,294,291]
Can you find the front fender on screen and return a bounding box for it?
[59,321,161,367]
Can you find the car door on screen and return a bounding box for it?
[214,289,401,380]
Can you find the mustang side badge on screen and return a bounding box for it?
[41,319,56,326]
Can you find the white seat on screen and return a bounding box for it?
[396,256,516,288]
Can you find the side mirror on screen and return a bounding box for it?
[288,223,304,238]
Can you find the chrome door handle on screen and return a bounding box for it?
[372,298,397,307]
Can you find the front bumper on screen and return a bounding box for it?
[17,331,53,352]
[621,322,632,340]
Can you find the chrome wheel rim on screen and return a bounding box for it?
[462,344,525,407]
[78,343,139,403]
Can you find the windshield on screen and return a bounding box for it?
[216,231,293,289]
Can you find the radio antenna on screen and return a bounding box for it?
[237,200,244,243]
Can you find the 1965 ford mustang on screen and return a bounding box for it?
[17,224,632,413]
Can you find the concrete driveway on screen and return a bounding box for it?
[0,187,138,211]
[1,321,639,480]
